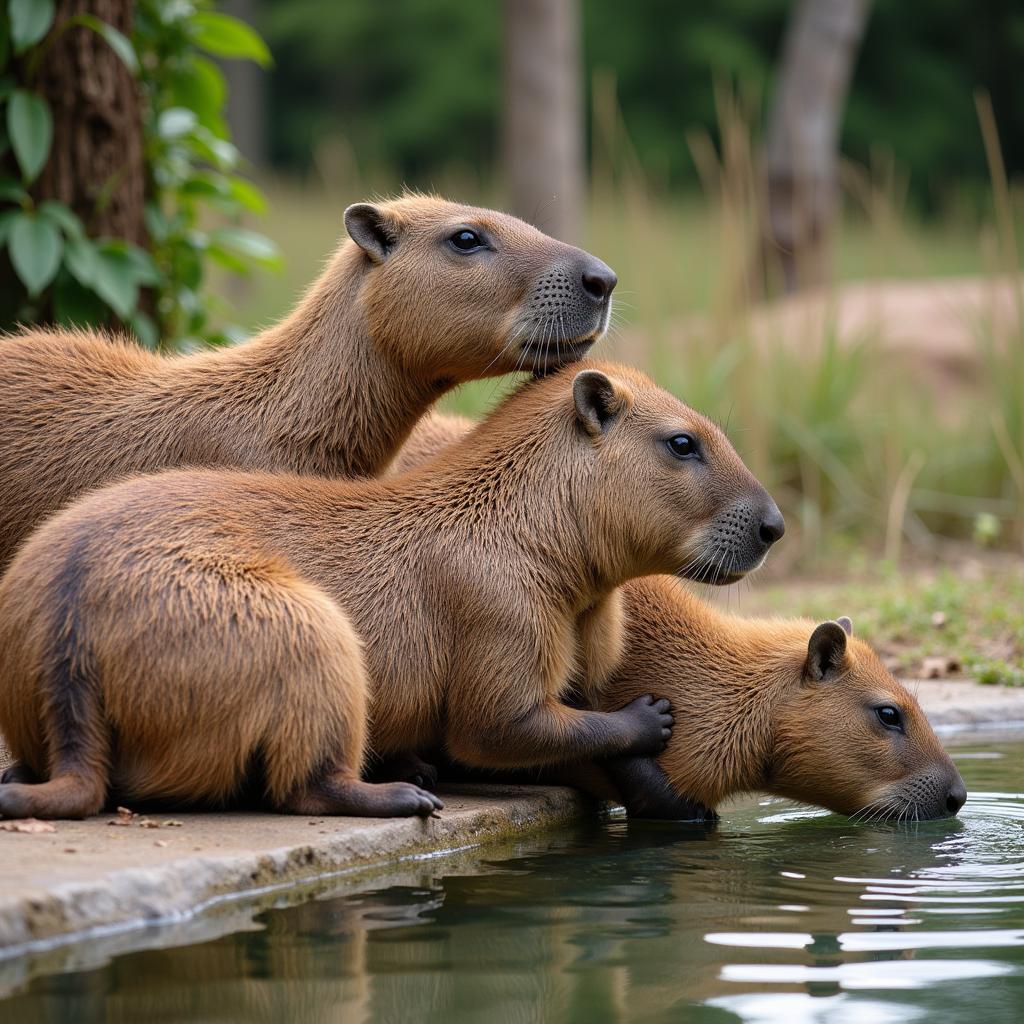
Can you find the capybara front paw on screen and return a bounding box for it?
[369,754,439,792]
[618,694,674,755]
[382,782,444,818]
[1,761,39,786]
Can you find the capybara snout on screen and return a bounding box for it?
[691,491,785,585]
[348,195,616,377]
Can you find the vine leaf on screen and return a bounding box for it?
[191,12,271,67]
[7,89,53,182]
[71,14,139,75]
[8,212,62,295]
[9,0,55,54]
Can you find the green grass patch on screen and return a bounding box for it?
[741,562,1024,685]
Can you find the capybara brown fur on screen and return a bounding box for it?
[0,194,617,572]
[599,579,967,820]
[0,361,783,820]
[392,412,967,821]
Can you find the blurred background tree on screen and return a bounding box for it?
[255,0,1022,212]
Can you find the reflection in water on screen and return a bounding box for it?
[2,740,1024,1023]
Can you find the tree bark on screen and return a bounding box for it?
[35,0,147,248]
[501,0,584,243]
[763,0,871,292]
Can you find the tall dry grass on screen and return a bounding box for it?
[222,85,1022,570]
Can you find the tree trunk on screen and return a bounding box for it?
[501,0,584,243]
[35,0,147,249]
[763,0,871,292]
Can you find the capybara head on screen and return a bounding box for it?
[565,365,784,585]
[343,194,616,379]
[769,618,967,820]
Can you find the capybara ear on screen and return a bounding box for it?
[344,203,400,263]
[805,621,849,682]
[836,615,853,636]
[572,369,633,437]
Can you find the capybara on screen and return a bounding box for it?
[391,412,966,822]
[0,194,616,571]
[597,579,967,820]
[0,361,782,819]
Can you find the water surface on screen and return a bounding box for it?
[3,736,1023,1023]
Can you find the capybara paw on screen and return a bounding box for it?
[0,783,35,819]
[411,761,439,792]
[369,754,439,791]
[605,756,713,822]
[1,762,39,786]
[376,782,444,818]
[618,694,674,755]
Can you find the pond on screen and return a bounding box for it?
[2,734,1022,1023]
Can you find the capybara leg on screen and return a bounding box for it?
[280,772,443,818]
[450,694,673,769]
[0,761,40,785]
[367,752,439,791]
[604,757,716,821]
[0,772,105,819]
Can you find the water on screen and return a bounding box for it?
[2,736,1023,1023]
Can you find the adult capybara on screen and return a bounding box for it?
[0,362,782,820]
[0,194,616,571]
[391,412,966,821]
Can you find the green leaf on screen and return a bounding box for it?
[130,311,158,350]
[53,270,107,327]
[9,0,55,54]
[116,242,161,286]
[0,177,27,204]
[8,212,62,295]
[190,12,272,67]
[169,57,226,135]
[143,203,171,244]
[208,227,282,270]
[72,14,139,74]
[63,235,99,289]
[0,75,15,102]
[227,176,267,215]
[92,243,146,318]
[38,200,84,238]
[7,90,52,182]
[157,107,198,141]
[0,208,18,246]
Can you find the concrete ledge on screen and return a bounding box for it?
[0,679,1021,961]
[0,784,591,956]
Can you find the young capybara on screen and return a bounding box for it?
[391,412,967,822]
[0,361,783,820]
[0,194,616,572]
[596,578,967,821]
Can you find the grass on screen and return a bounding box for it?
[211,87,1024,576]
[736,559,1024,686]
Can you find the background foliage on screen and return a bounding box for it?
[259,0,1024,210]
[0,0,277,348]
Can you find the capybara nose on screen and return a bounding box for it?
[580,256,617,303]
[758,503,786,547]
[945,777,967,816]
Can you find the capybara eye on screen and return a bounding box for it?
[875,705,905,733]
[449,228,485,253]
[666,433,699,461]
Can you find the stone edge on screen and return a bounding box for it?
[0,786,590,956]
